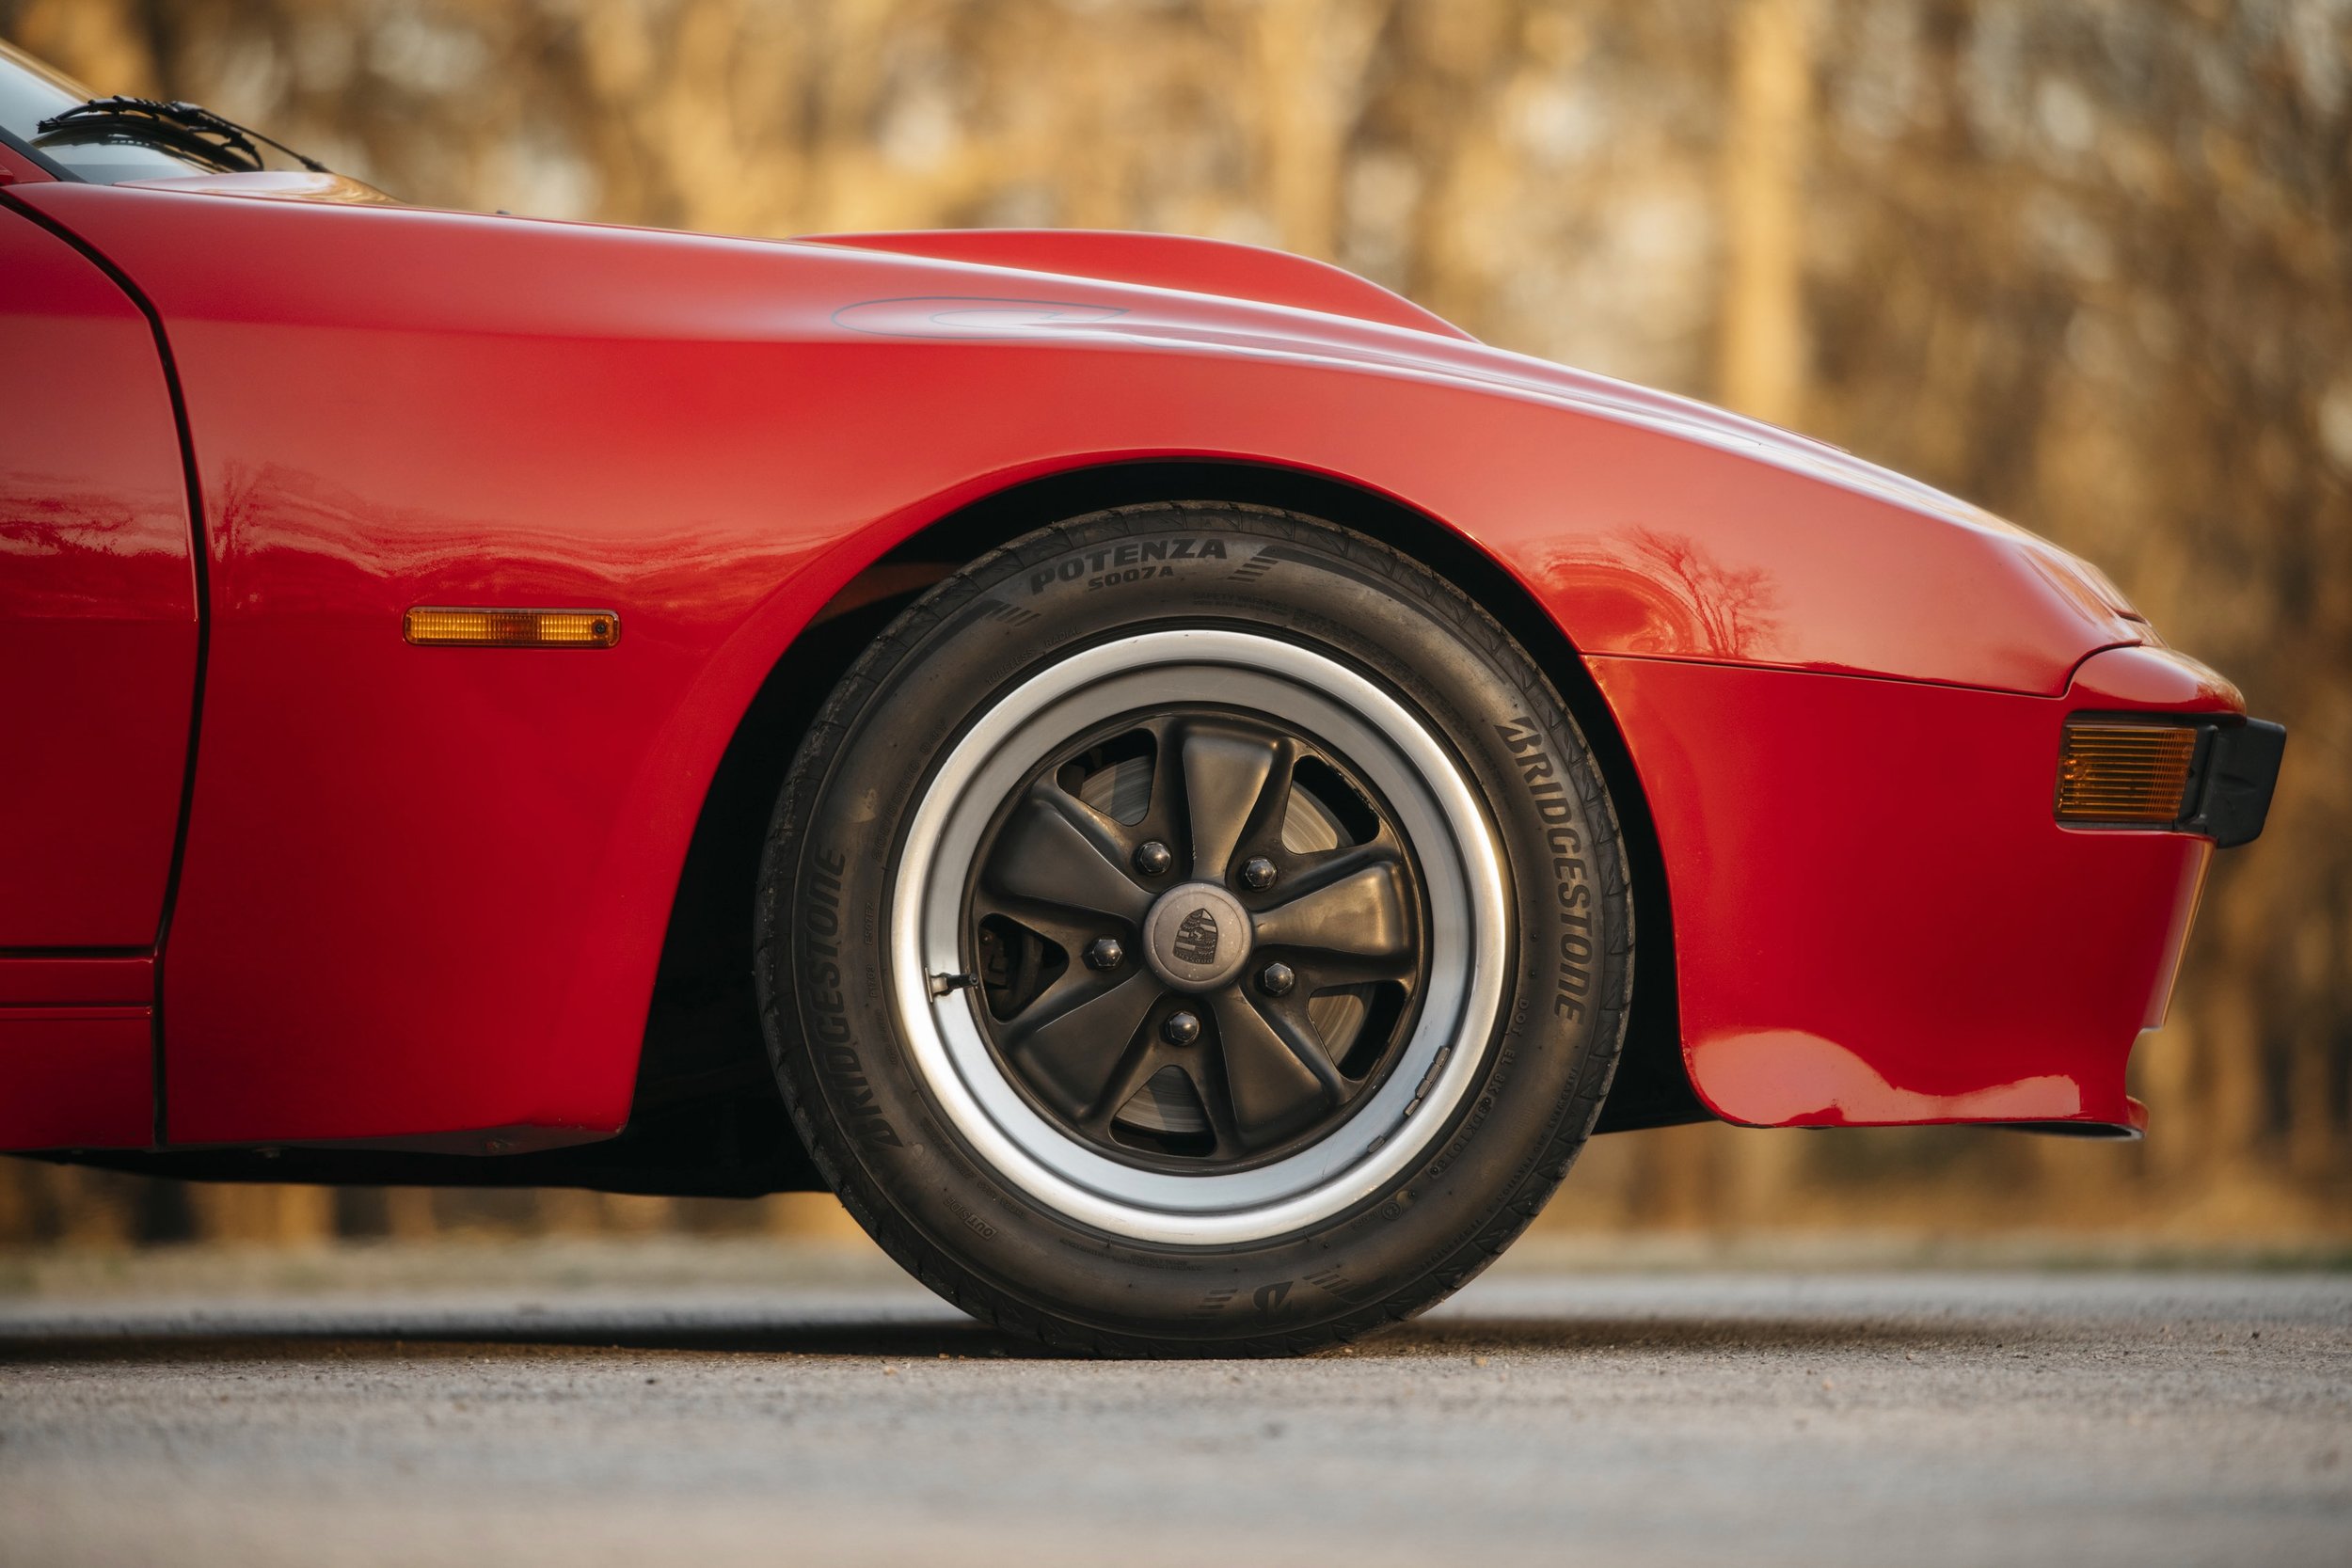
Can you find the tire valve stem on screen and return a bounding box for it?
[928,972,978,998]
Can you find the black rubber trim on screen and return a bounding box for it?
[2183,718,2285,848]
[0,122,76,181]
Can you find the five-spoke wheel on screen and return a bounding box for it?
[970,710,1426,1168]
[892,628,1509,1245]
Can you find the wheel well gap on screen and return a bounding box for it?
[649,458,1708,1156]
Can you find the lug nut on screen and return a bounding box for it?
[1241,855,1277,890]
[1083,938,1125,972]
[1134,840,1173,877]
[1162,1010,1201,1047]
[1258,962,1296,998]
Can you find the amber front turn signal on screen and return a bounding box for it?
[403,607,621,649]
[2055,720,2199,824]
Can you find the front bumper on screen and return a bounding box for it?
[1586,643,2280,1134]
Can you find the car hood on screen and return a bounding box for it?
[91,187,2016,532]
[806,230,1988,522]
[91,180,2148,639]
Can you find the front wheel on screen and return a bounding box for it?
[757,505,1631,1354]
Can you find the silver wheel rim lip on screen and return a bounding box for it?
[890,628,1509,1246]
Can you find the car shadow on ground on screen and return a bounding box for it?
[0,1309,2016,1365]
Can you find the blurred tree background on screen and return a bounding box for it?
[3,0,2345,1251]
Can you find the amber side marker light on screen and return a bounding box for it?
[403,607,620,649]
[2055,720,2199,824]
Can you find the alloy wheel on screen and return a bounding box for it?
[966,708,1430,1170]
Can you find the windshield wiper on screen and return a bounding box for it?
[36,95,326,174]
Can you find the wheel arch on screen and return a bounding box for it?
[642,459,1708,1142]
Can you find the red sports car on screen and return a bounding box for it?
[0,43,2282,1353]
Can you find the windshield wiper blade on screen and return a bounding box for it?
[36,95,327,174]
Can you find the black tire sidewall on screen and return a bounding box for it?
[758,505,1629,1351]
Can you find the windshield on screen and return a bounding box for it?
[0,38,317,182]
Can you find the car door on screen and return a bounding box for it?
[0,196,199,1147]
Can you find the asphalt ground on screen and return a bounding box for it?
[1,1256,2345,1567]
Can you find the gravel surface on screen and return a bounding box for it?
[2,1268,2345,1567]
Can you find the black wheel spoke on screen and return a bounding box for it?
[1292,954,1421,991]
[1075,1035,1178,1133]
[1250,859,1413,974]
[1279,832,1406,898]
[984,785,1152,925]
[1002,972,1163,1116]
[1136,717,1192,846]
[1208,990,1337,1147]
[1178,724,1287,882]
[1175,1053,1248,1159]
[970,887,1109,953]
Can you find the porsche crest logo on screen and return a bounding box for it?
[1172,907,1221,965]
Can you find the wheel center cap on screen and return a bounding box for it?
[1139,880,1252,992]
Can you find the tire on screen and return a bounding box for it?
[755,503,1631,1355]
